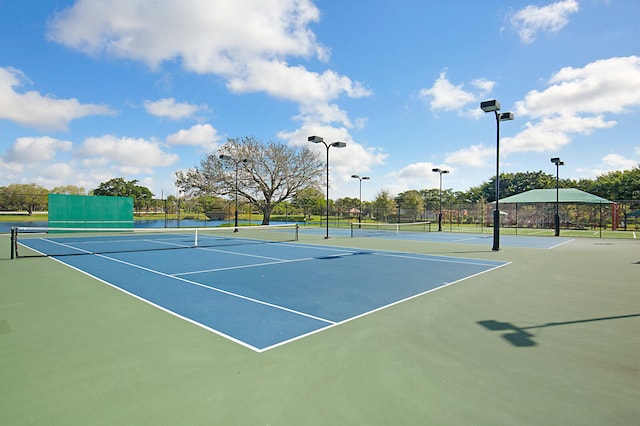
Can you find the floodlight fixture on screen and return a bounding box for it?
[351,175,370,226]
[309,135,347,238]
[481,99,514,251]
[550,157,564,166]
[480,99,501,112]
[499,112,514,122]
[551,157,565,236]
[432,168,449,231]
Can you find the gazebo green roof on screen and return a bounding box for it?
[496,188,612,204]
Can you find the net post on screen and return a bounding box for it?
[350,223,355,238]
[295,224,299,241]
[10,227,16,259]
[194,229,199,247]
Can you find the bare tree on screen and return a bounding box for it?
[176,136,324,224]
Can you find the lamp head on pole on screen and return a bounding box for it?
[481,99,501,112]
[331,141,346,148]
[432,168,449,174]
[551,157,564,166]
[498,112,514,122]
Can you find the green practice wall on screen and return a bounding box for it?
[48,194,133,229]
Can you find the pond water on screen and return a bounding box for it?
[0,218,299,233]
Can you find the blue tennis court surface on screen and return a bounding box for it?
[18,234,508,352]
[317,227,574,249]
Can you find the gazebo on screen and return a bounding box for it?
[488,188,614,231]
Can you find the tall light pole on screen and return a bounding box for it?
[551,157,564,236]
[308,136,346,239]
[481,99,514,251]
[432,168,449,231]
[351,175,370,226]
[219,154,250,232]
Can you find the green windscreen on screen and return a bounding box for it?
[48,194,134,229]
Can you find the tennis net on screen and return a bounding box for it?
[350,221,431,238]
[10,224,299,259]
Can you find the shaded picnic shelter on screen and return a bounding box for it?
[488,188,614,231]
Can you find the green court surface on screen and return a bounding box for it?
[1,232,639,425]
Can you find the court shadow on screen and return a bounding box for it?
[316,251,374,260]
[478,313,640,347]
[477,320,536,347]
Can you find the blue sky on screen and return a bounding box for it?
[1,0,639,201]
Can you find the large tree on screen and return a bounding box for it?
[0,183,49,214]
[92,178,154,212]
[176,136,324,225]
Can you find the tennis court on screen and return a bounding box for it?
[346,222,574,248]
[9,225,507,351]
[2,227,638,425]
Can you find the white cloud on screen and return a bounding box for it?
[382,162,448,196]
[166,124,222,151]
[0,159,25,182]
[506,56,640,154]
[419,71,476,112]
[578,152,640,179]
[47,0,368,126]
[472,78,496,95]
[4,136,73,163]
[144,98,206,119]
[445,144,494,167]
[48,0,326,69]
[225,61,370,128]
[504,115,615,154]
[278,122,387,194]
[510,0,579,44]
[76,135,179,172]
[600,153,638,170]
[0,67,115,131]
[516,56,640,118]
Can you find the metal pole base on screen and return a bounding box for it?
[492,209,500,251]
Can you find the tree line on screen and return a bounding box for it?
[2,136,639,222]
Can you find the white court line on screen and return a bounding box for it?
[94,252,336,326]
[548,239,575,249]
[194,246,287,261]
[174,256,315,276]
[29,237,511,353]
[259,260,512,352]
[40,238,94,254]
[371,251,503,267]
